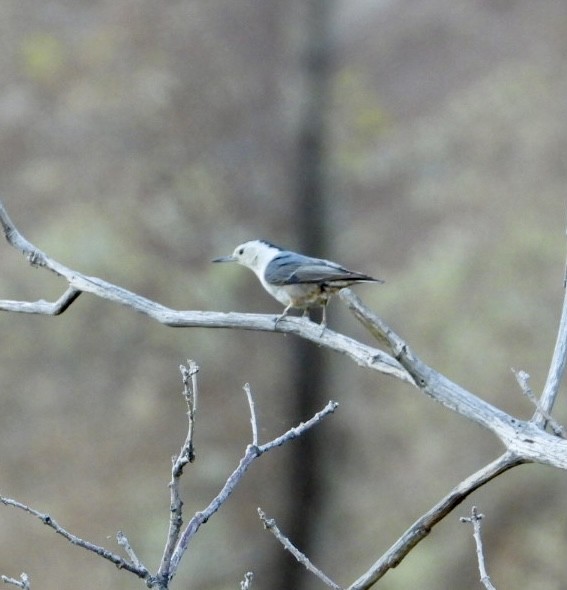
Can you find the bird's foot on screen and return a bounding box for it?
[274,307,292,328]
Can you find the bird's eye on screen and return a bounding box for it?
[238,248,244,255]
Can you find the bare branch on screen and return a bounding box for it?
[340,289,512,430]
[179,360,199,466]
[167,400,338,578]
[0,200,409,383]
[257,401,339,453]
[347,452,520,590]
[1,573,30,590]
[3,201,567,468]
[258,508,342,590]
[535,254,567,424]
[0,286,81,315]
[0,496,149,580]
[460,507,497,590]
[240,572,254,590]
[0,382,336,588]
[116,531,147,574]
[157,361,200,585]
[339,289,567,469]
[244,384,259,446]
[512,369,565,437]
[2,203,567,589]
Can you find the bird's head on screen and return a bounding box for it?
[213,240,282,273]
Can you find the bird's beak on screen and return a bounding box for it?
[212,255,236,263]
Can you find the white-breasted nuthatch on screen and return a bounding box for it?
[213,239,383,327]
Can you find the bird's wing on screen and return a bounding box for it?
[265,252,378,285]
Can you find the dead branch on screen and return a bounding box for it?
[167,398,339,577]
[512,369,565,437]
[0,496,150,580]
[240,571,254,589]
[0,363,337,589]
[1,573,30,590]
[2,200,567,471]
[347,452,520,589]
[533,277,567,425]
[460,507,497,590]
[339,289,567,470]
[0,201,409,384]
[258,508,343,590]
[157,361,199,584]
[3,200,567,589]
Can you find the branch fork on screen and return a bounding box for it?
[2,200,567,589]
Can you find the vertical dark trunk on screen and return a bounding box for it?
[275,1,334,588]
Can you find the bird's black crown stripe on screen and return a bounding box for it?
[258,239,283,251]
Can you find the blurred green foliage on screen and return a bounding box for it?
[21,33,66,83]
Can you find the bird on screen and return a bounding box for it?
[212,239,383,328]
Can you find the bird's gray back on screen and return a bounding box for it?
[264,251,375,286]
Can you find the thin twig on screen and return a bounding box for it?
[460,507,496,590]
[347,452,521,590]
[116,531,147,573]
[184,360,199,464]
[1,573,30,590]
[240,571,254,590]
[0,496,149,580]
[244,384,259,446]
[534,239,567,424]
[167,400,339,578]
[257,401,339,453]
[0,392,336,589]
[258,508,343,590]
[157,361,200,585]
[512,369,565,437]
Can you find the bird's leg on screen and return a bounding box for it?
[274,304,293,328]
[319,303,328,335]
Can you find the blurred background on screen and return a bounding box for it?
[1,0,567,588]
